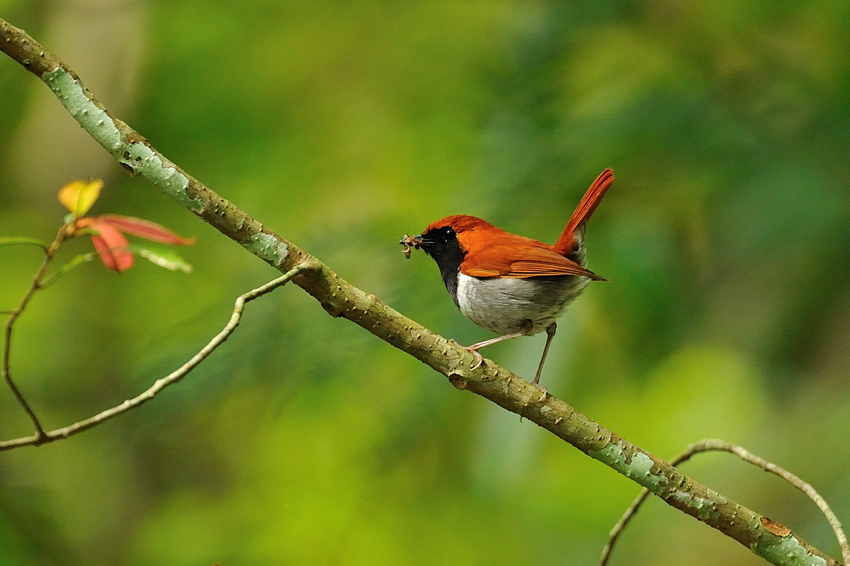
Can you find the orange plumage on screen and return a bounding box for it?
[422,168,613,279]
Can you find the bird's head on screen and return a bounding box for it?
[399,215,497,259]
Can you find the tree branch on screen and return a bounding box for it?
[600,440,849,565]
[0,17,842,566]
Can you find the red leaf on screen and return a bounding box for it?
[89,221,133,272]
[98,214,195,245]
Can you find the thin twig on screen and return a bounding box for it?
[0,264,310,451]
[599,439,849,565]
[599,486,653,565]
[708,441,849,564]
[2,225,70,440]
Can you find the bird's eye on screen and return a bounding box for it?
[422,226,455,244]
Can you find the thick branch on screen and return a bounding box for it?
[0,18,841,566]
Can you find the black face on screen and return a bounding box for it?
[415,226,465,306]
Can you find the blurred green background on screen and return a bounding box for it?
[2,1,849,564]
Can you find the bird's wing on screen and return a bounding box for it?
[460,234,604,280]
[506,246,604,279]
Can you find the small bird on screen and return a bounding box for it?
[400,168,614,392]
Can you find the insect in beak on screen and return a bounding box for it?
[398,234,420,259]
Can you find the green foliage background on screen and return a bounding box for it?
[1,1,850,564]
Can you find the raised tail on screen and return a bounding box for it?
[553,168,614,256]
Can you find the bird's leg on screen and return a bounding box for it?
[457,321,533,370]
[533,323,557,384]
[466,331,526,350]
[531,323,557,401]
[453,331,525,370]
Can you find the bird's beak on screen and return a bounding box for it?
[399,234,423,259]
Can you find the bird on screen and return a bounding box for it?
[399,168,614,394]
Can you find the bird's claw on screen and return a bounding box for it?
[534,383,548,402]
[448,339,485,370]
[468,349,484,370]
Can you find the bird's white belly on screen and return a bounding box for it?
[455,273,589,336]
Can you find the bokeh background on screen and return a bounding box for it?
[2,1,850,564]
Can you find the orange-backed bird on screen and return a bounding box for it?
[400,168,614,393]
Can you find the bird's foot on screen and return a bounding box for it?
[533,383,548,402]
[531,374,548,401]
[449,339,485,370]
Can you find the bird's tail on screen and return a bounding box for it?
[553,168,614,256]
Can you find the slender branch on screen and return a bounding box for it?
[705,441,848,564]
[599,479,654,565]
[600,439,849,565]
[2,224,70,440]
[0,17,843,566]
[0,264,310,451]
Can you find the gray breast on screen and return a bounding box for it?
[455,273,590,336]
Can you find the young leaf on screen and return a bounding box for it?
[88,220,133,272]
[58,180,104,217]
[134,247,193,273]
[98,215,195,245]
